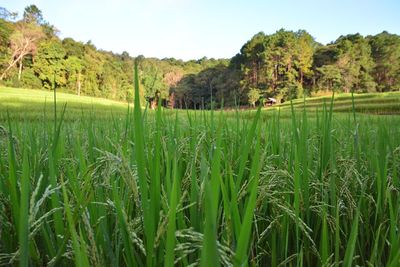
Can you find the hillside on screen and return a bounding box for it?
[275,91,400,114]
[0,87,129,121]
[1,87,400,121]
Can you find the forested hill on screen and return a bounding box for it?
[1,5,400,109]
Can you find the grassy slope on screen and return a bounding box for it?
[0,87,128,106]
[1,87,400,121]
[274,91,400,114]
[0,87,129,121]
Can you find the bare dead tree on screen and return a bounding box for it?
[0,22,44,80]
[163,70,183,109]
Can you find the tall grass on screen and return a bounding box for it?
[0,71,399,266]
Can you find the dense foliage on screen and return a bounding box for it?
[1,5,400,108]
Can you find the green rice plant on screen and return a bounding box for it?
[1,80,400,267]
[18,144,34,267]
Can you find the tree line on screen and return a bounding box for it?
[1,5,400,108]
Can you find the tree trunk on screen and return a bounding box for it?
[300,70,304,86]
[151,99,157,109]
[77,72,81,96]
[0,53,25,80]
[18,59,23,81]
[169,92,175,109]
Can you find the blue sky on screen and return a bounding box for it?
[3,0,400,60]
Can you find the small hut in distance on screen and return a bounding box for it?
[265,97,277,106]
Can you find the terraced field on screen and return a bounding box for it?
[277,91,400,114]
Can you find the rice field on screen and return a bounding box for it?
[0,74,400,266]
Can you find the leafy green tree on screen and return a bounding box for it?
[317,65,342,91]
[368,31,400,91]
[82,45,104,96]
[140,60,168,108]
[279,70,300,99]
[101,57,129,99]
[313,45,338,67]
[0,17,13,74]
[238,29,315,101]
[174,74,195,108]
[335,34,376,92]
[33,39,66,89]
[247,88,261,107]
[211,64,241,107]
[313,34,376,93]
[23,5,43,25]
[265,30,297,97]
[294,30,315,90]
[62,38,85,58]
[20,68,42,88]
[240,32,266,91]
[64,56,83,95]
